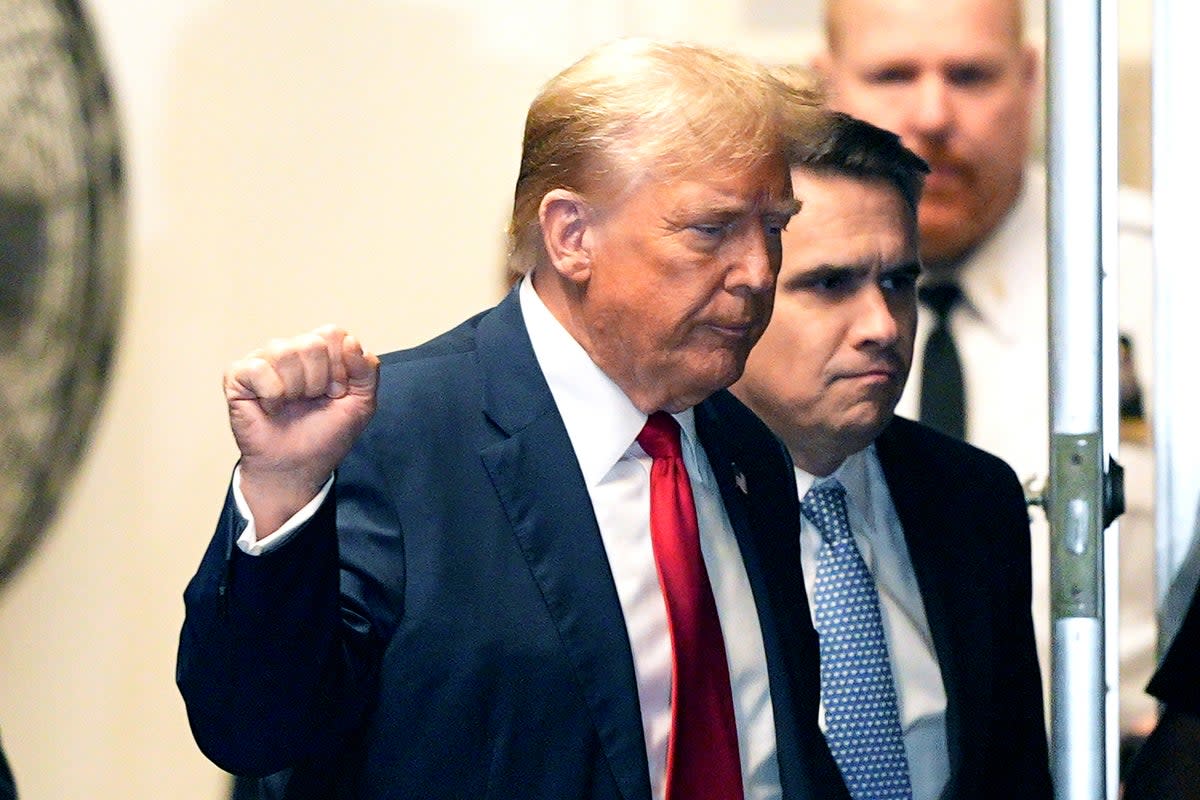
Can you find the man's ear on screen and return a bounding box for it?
[539,189,593,284]
[1019,42,1041,96]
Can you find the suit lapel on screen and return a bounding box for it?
[475,292,651,800]
[874,420,972,788]
[695,395,846,800]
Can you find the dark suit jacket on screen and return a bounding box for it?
[874,417,1052,799]
[178,290,847,800]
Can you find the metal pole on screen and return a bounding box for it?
[1099,0,1120,795]
[1045,0,1111,797]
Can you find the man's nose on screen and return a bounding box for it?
[908,76,953,138]
[728,227,777,295]
[853,285,900,345]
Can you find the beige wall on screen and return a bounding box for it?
[0,1,1153,798]
[0,2,582,797]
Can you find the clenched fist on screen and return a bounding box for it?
[224,325,380,537]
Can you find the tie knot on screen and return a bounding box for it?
[637,411,683,460]
[919,283,962,318]
[801,480,852,545]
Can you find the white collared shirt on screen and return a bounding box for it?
[795,447,949,800]
[897,167,1049,477]
[520,278,780,800]
[894,165,1158,730]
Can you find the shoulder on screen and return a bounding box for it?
[373,292,526,399]
[695,390,795,505]
[698,390,786,461]
[878,416,1017,478]
[378,306,491,372]
[362,300,519,441]
[877,419,1032,569]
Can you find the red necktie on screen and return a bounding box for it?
[638,411,744,800]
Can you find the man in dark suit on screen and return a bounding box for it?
[178,39,848,800]
[731,110,1051,799]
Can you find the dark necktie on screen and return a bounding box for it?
[803,480,912,800]
[918,284,966,439]
[637,412,744,800]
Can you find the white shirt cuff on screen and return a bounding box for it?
[232,466,335,556]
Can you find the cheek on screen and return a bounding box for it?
[752,318,824,386]
[968,96,1028,148]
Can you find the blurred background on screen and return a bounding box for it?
[0,0,1154,797]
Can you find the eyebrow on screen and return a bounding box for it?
[782,259,921,286]
[770,197,803,219]
[673,195,800,221]
[885,261,923,277]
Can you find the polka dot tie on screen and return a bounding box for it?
[803,479,912,800]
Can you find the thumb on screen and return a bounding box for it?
[343,334,380,395]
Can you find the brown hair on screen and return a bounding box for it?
[506,39,808,275]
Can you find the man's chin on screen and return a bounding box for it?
[656,355,747,412]
[843,406,895,444]
[919,218,978,269]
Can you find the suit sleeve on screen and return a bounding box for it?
[176,439,404,777]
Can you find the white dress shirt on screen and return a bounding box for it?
[234,277,781,800]
[796,447,950,800]
[894,165,1158,729]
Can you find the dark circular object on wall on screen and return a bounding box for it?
[0,0,124,588]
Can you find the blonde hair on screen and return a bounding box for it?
[506,38,803,276]
[768,63,832,164]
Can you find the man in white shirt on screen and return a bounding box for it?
[732,110,1051,800]
[813,0,1157,738]
[177,39,851,800]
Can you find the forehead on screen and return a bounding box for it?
[611,155,795,215]
[784,169,915,261]
[832,0,1021,63]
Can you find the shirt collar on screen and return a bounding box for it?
[518,277,700,487]
[794,445,873,518]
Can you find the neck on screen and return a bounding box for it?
[918,257,965,285]
[787,421,885,478]
[789,443,848,479]
[528,268,700,416]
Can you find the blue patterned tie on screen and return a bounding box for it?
[803,479,912,800]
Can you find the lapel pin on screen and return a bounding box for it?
[734,469,748,495]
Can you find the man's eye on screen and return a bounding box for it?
[816,273,853,292]
[866,67,915,85]
[692,223,727,238]
[947,65,997,88]
[881,272,918,292]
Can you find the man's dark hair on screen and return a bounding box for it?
[791,111,929,215]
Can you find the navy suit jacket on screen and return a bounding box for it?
[874,417,1052,799]
[178,290,848,800]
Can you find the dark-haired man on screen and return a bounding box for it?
[733,110,1051,800]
